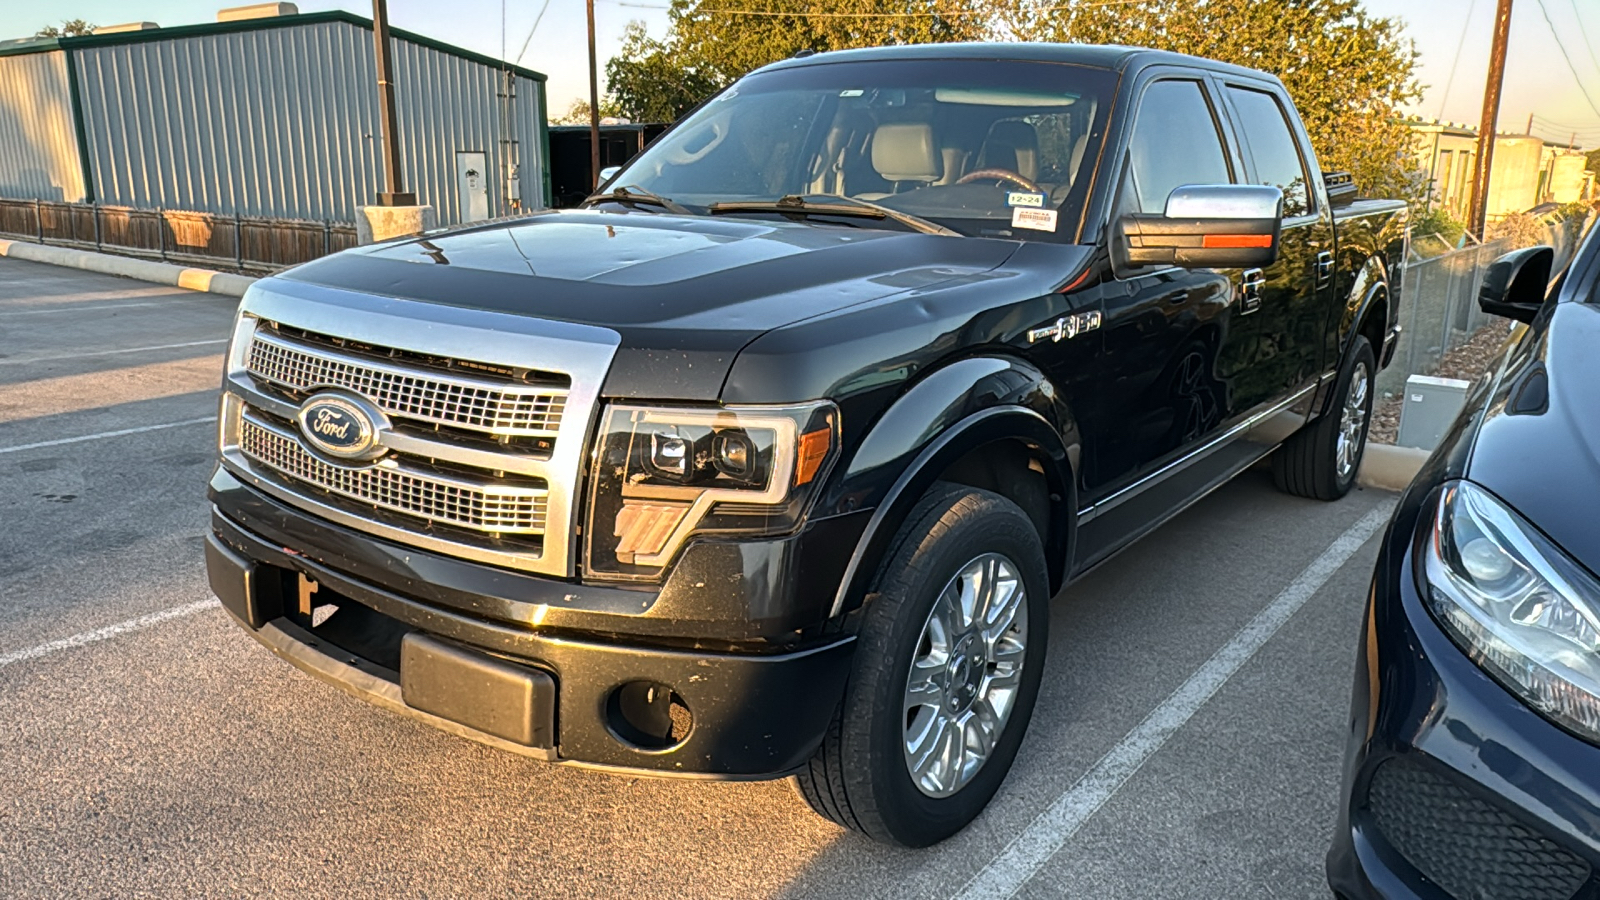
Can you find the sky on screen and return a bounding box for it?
[5,0,1599,146]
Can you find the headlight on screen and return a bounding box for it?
[583,402,839,581]
[1420,481,1600,741]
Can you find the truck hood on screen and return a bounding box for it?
[282,210,1021,399]
[1467,303,1600,569]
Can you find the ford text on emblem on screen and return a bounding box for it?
[295,393,387,461]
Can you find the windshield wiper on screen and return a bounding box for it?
[707,194,957,236]
[585,184,692,215]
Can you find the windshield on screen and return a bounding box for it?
[603,59,1117,241]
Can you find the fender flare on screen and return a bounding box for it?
[1322,260,1390,415]
[819,356,1079,620]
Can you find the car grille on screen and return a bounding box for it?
[1367,757,1591,900]
[247,328,567,438]
[239,414,547,534]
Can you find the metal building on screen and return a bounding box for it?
[0,8,549,226]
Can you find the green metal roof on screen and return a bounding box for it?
[0,10,546,81]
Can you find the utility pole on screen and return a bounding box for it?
[1468,0,1513,239]
[587,0,601,188]
[372,0,414,205]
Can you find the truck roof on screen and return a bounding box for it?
[759,42,1282,85]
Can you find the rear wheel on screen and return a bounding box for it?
[793,484,1049,847]
[1273,336,1375,500]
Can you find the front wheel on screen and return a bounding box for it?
[793,484,1049,847]
[1273,335,1376,500]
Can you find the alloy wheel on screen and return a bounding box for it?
[1336,361,1371,480]
[902,552,1029,798]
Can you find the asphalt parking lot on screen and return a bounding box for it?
[0,255,1397,899]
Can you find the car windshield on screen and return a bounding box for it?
[603,59,1118,242]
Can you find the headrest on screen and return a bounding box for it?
[871,123,940,183]
[981,120,1040,181]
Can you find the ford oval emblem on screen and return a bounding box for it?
[295,393,387,461]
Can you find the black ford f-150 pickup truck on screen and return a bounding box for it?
[205,43,1406,846]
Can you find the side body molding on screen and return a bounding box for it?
[817,356,1080,620]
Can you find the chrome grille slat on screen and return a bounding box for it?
[239,414,547,535]
[247,330,567,437]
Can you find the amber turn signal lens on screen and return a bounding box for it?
[795,427,831,486]
[1200,233,1273,248]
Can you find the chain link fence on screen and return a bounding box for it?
[1379,236,1512,397]
[0,199,357,273]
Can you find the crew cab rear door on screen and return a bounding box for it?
[1215,81,1336,401]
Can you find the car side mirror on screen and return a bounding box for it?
[1478,246,1554,324]
[1116,185,1283,269]
[597,166,621,188]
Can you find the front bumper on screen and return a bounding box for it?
[206,471,857,779]
[1327,525,1600,899]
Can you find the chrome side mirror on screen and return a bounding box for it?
[1117,184,1284,269]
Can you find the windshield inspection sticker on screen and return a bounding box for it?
[1007,191,1047,208]
[839,89,865,97]
[1012,207,1058,232]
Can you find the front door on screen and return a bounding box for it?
[1071,76,1259,568]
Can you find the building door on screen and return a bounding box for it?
[456,151,490,222]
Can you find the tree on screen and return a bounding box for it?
[605,22,720,123]
[34,19,95,37]
[1587,148,1600,175]
[554,96,626,125]
[605,0,991,122]
[1005,0,1423,202]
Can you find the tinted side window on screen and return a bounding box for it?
[1226,87,1311,217]
[1125,80,1232,214]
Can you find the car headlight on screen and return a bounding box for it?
[583,402,839,581]
[1420,480,1600,741]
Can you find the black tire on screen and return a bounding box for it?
[1273,335,1376,501]
[792,483,1049,847]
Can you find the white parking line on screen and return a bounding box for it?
[0,599,221,670]
[0,339,227,365]
[0,299,211,318]
[955,502,1394,900]
[0,416,217,455]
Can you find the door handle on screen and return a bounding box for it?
[1315,251,1334,288]
[1238,268,1265,314]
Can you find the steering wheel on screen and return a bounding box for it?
[956,168,1043,193]
[661,115,729,166]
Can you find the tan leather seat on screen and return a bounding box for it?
[976,120,1040,182]
[866,123,941,195]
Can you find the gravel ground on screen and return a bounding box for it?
[1370,324,1511,444]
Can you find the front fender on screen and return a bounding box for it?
[815,355,1079,620]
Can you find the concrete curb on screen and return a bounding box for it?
[0,238,257,298]
[1357,443,1431,492]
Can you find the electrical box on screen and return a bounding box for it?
[1397,374,1471,451]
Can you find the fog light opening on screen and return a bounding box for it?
[606,680,693,751]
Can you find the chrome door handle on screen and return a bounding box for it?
[1315,251,1334,287]
[1238,268,1265,314]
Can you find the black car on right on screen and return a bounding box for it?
[1328,218,1600,900]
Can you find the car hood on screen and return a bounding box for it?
[282,210,1022,399]
[1468,302,1600,568]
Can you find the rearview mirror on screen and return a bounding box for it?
[1478,245,1553,324]
[1116,185,1283,269]
[597,166,621,188]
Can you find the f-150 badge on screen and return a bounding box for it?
[1028,311,1102,343]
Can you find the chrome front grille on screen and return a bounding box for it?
[247,329,567,438]
[219,284,620,576]
[239,414,548,534]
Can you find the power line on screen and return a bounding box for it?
[602,0,1162,16]
[1535,0,1600,119]
[1569,0,1600,82]
[1436,0,1478,120]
